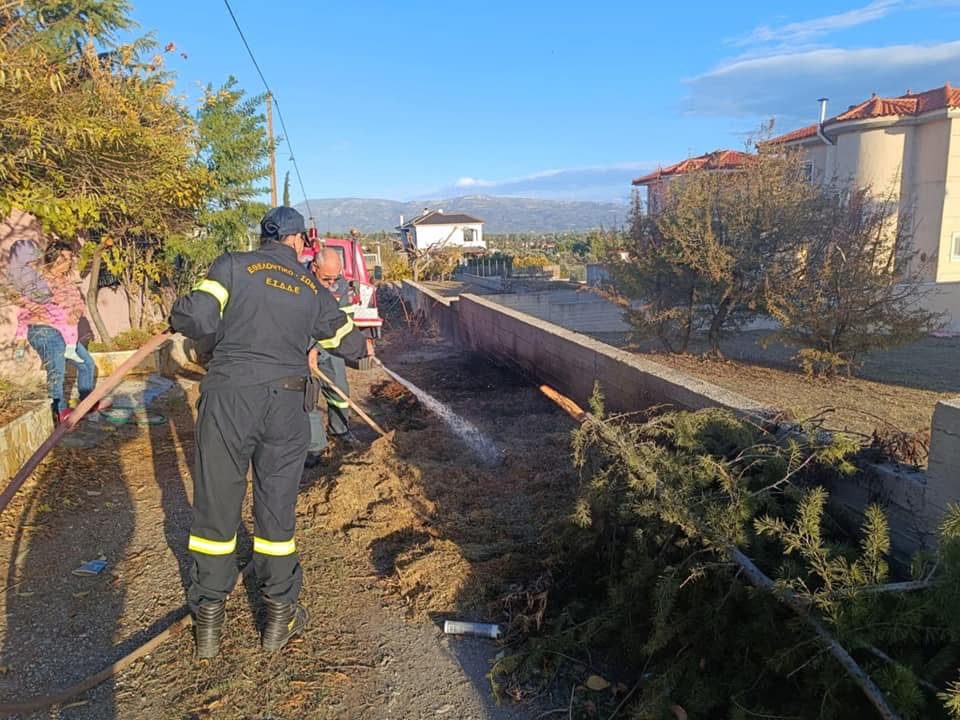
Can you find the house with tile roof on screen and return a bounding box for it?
[396,208,486,254]
[632,150,753,215]
[765,83,960,284]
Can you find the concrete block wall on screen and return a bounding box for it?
[927,398,960,522]
[401,280,960,553]
[489,290,630,334]
[456,273,504,291]
[400,281,462,344]
[456,293,774,419]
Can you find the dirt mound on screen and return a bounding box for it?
[306,361,578,620]
[305,430,471,617]
[370,380,409,402]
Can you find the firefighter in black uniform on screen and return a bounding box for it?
[169,207,367,658]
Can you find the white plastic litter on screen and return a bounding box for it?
[443,620,502,639]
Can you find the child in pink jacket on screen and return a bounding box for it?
[10,240,86,364]
[15,303,84,363]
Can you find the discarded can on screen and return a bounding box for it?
[443,620,501,639]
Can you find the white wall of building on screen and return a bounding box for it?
[412,223,485,251]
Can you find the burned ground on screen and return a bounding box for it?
[0,325,578,719]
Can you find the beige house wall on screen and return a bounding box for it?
[804,143,830,182]
[803,111,960,282]
[797,113,960,290]
[938,117,960,282]
[906,118,950,280]
[834,124,907,195]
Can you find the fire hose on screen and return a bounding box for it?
[0,330,172,516]
[0,336,393,714]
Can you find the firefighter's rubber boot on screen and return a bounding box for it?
[261,598,309,652]
[193,600,225,659]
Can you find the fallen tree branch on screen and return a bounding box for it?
[537,384,904,720]
[863,644,939,693]
[859,579,934,595]
[731,548,901,720]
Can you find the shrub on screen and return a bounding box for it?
[612,147,819,356]
[766,188,944,376]
[88,327,158,352]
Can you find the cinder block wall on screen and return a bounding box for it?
[401,280,960,554]
[399,281,462,344]
[456,292,774,418]
[490,291,630,333]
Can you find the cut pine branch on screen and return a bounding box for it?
[538,383,903,720]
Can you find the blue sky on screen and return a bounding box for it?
[126,0,960,204]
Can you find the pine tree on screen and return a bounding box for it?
[611,145,820,356]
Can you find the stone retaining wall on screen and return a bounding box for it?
[0,401,53,482]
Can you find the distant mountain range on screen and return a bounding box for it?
[293,195,628,234]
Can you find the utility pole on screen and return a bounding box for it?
[266,92,278,207]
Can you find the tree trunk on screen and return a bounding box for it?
[85,245,112,344]
[137,281,147,329]
[125,285,138,333]
[707,295,732,357]
[679,286,695,353]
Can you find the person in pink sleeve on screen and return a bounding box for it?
[10,240,102,423]
[15,302,84,364]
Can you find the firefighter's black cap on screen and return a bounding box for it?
[260,206,306,241]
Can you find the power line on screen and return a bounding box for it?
[222,0,314,223]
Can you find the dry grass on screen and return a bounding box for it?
[0,377,45,426]
[88,325,166,352]
[317,360,576,619]
[641,351,950,439]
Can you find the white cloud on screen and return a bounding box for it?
[731,0,902,48]
[454,177,485,188]
[434,163,657,203]
[685,40,960,120]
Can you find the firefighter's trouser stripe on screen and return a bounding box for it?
[323,391,350,410]
[254,536,297,556]
[189,534,237,555]
[317,317,355,349]
[187,384,308,615]
[194,279,229,316]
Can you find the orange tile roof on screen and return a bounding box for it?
[765,82,960,145]
[632,150,753,185]
[763,124,819,146]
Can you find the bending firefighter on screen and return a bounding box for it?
[306,247,356,467]
[168,207,368,658]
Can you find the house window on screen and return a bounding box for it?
[463,227,477,244]
[802,161,814,182]
[952,232,960,262]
